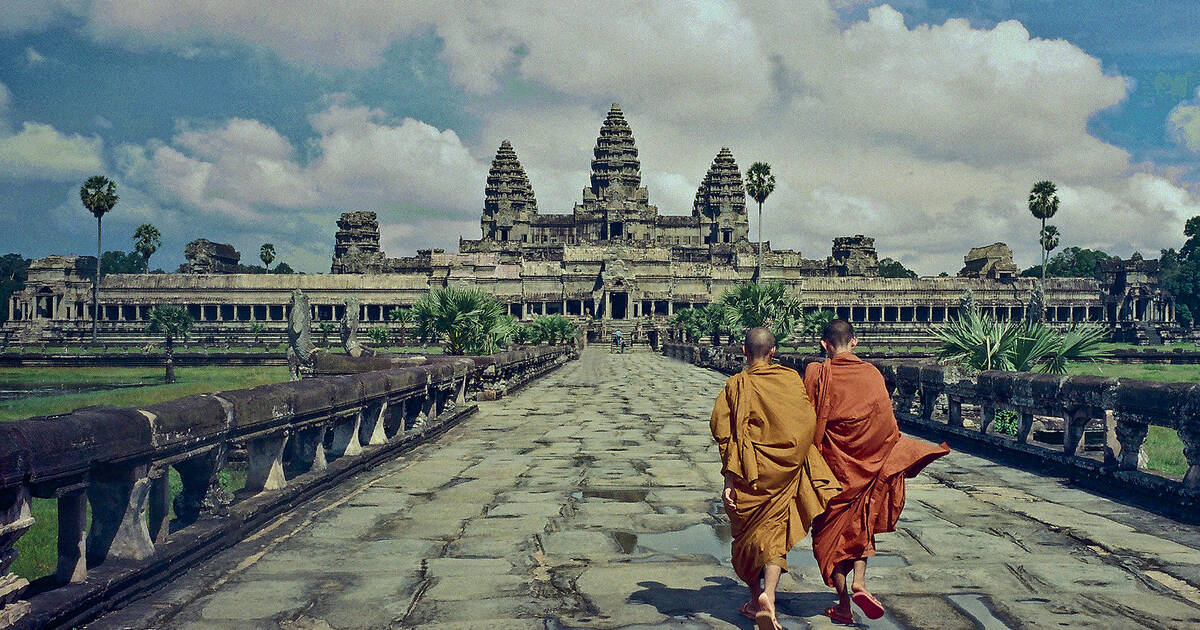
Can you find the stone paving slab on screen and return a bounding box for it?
[89,349,1200,629]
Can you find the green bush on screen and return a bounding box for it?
[367,326,390,346]
[992,409,1019,436]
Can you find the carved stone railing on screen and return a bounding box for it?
[0,345,572,629]
[661,342,1200,516]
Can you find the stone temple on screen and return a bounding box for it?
[3,104,1178,344]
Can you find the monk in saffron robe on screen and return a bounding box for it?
[710,327,841,630]
[804,319,949,624]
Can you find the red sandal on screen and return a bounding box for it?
[824,605,854,625]
[852,590,885,619]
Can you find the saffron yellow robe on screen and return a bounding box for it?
[710,361,842,585]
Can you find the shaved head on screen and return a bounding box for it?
[744,327,776,361]
[822,319,855,348]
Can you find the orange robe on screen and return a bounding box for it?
[710,362,842,585]
[804,354,950,587]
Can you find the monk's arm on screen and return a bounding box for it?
[709,384,743,482]
[803,364,827,447]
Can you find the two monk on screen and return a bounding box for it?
[709,327,841,629]
[804,319,950,623]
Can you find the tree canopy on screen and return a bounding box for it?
[100,250,148,275]
[877,257,917,279]
[0,254,29,321]
[1019,247,1111,278]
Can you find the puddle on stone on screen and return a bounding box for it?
[441,476,476,488]
[572,489,649,502]
[948,593,1014,630]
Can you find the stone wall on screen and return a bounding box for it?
[662,342,1200,518]
[0,345,574,629]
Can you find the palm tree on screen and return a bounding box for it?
[1040,225,1060,272]
[933,308,1106,374]
[147,305,192,383]
[388,307,415,345]
[81,175,119,343]
[411,286,516,355]
[744,162,776,281]
[260,243,276,272]
[133,224,161,268]
[1028,180,1060,280]
[801,309,837,343]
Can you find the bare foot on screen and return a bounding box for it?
[737,599,757,620]
[754,592,782,630]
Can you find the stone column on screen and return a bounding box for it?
[147,470,171,545]
[1017,411,1035,443]
[1,485,33,623]
[245,433,288,492]
[1062,409,1091,457]
[947,398,963,428]
[979,404,995,434]
[329,411,364,458]
[56,489,87,584]
[1106,413,1147,471]
[359,401,389,446]
[86,463,155,564]
[288,426,327,475]
[1179,421,1200,488]
[172,448,226,524]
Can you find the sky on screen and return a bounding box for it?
[1,1,1199,276]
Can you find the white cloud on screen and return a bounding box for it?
[1168,90,1200,153]
[24,47,46,64]
[0,122,104,180]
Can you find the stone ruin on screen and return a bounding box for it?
[959,243,1018,279]
[179,239,240,274]
[330,211,389,274]
[829,235,879,277]
[286,289,319,380]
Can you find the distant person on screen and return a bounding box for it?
[710,327,841,629]
[803,319,950,624]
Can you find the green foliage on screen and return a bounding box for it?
[934,309,1107,374]
[744,162,775,206]
[1028,180,1060,279]
[1039,224,1060,255]
[0,253,29,321]
[80,175,119,219]
[718,281,804,344]
[1177,303,1193,328]
[317,321,337,346]
[526,314,576,344]
[670,307,705,343]
[100,250,147,275]
[878,257,917,278]
[147,305,192,343]
[412,286,516,355]
[800,309,837,341]
[260,243,276,271]
[133,224,161,264]
[1019,247,1112,278]
[248,322,267,342]
[367,326,390,346]
[272,262,295,274]
[992,409,1019,436]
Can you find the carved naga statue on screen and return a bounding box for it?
[286,289,320,380]
[341,296,374,358]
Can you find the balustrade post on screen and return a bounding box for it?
[1062,409,1090,457]
[980,404,995,434]
[147,470,170,545]
[56,489,87,584]
[1178,421,1200,488]
[405,396,425,431]
[289,426,327,474]
[359,401,388,446]
[1017,411,1035,444]
[86,463,155,564]
[329,411,363,458]
[1,485,33,623]
[947,398,963,428]
[173,448,228,524]
[244,433,288,492]
[434,387,448,416]
[1107,415,1148,471]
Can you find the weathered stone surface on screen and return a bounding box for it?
[86,350,1200,629]
[179,238,240,274]
[959,242,1018,279]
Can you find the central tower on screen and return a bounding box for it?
[575,103,657,242]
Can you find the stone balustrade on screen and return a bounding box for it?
[0,345,572,629]
[662,342,1200,513]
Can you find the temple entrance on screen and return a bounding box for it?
[611,293,628,319]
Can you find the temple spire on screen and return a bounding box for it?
[589,103,641,196]
[484,139,538,218]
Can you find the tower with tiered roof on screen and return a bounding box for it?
[481,140,539,243]
[693,147,749,245]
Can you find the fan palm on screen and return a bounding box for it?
[1040,224,1060,265]
[934,309,1106,374]
[147,305,191,383]
[719,280,800,345]
[1028,181,1060,280]
[133,224,161,268]
[411,287,516,355]
[81,175,119,343]
[744,162,775,280]
[260,243,276,272]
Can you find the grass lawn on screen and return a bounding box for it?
[0,365,290,422]
[1067,361,1197,478]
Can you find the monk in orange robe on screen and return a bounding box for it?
[710,327,842,630]
[804,319,949,624]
